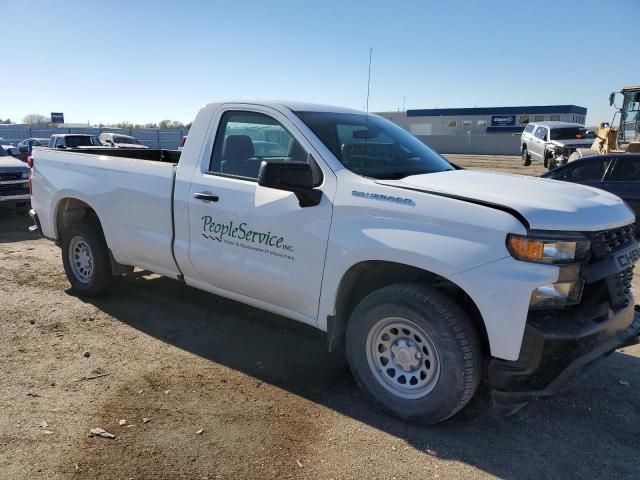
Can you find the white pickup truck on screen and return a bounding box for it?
[30,101,640,424]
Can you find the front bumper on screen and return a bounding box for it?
[489,301,640,414]
[0,194,30,211]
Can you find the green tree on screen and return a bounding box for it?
[23,114,50,125]
[159,120,185,129]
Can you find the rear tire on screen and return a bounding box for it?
[346,283,482,424]
[61,221,120,297]
[521,147,531,166]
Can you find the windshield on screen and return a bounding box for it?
[550,127,593,140]
[66,135,102,147]
[295,111,454,179]
[114,136,138,144]
[620,90,640,144]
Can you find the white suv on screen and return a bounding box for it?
[521,121,594,169]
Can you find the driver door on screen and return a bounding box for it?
[184,107,335,322]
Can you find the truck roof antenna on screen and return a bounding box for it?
[363,48,373,176]
[365,48,373,118]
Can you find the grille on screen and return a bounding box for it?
[588,224,636,258]
[0,173,23,181]
[608,267,634,308]
[0,183,28,192]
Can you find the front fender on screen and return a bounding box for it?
[317,193,528,343]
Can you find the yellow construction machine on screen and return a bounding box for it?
[570,85,640,160]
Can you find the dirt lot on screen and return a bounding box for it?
[1,155,638,480]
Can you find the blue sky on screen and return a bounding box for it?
[2,0,638,125]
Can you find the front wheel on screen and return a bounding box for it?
[521,147,531,166]
[61,221,120,297]
[346,284,482,424]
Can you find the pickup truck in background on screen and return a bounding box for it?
[30,101,640,424]
[521,122,595,169]
[0,144,30,213]
[98,132,149,149]
[48,134,105,149]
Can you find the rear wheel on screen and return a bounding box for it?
[61,221,120,297]
[346,284,482,424]
[521,147,531,166]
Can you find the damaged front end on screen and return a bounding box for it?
[490,224,640,415]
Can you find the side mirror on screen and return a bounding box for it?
[258,161,321,207]
[258,161,313,192]
[609,92,616,107]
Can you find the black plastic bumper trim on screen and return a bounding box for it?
[489,303,639,411]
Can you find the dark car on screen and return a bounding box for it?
[541,154,640,231]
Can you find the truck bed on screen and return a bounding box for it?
[32,146,181,278]
[49,148,181,164]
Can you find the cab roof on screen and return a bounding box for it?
[528,121,585,129]
[206,101,365,115]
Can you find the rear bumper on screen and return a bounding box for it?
[489,301,640,413]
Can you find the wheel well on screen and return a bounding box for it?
[55,198,102,241]
[55,198,132,276]
[329,261,489,355]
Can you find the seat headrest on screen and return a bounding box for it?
[223,135,255,162]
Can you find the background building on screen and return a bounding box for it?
[377,105,587,136]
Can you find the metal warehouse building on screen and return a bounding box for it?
[377,105,587,136]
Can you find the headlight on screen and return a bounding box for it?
[507,234,590,264]
[530,282,584,308]
[21,172,30,179]
[507,234,590,308]
[530,264,584,308]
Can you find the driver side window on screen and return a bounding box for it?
[555,159,610,182]
[534,127,548,141]
[209,111,307,180]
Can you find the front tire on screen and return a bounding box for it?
[521,147,531,166]
[61,221,120,297]
[346,284,482,424]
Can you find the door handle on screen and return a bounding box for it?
[193,192,219,202]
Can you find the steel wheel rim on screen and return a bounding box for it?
[366,316,440,399]
[69,236,94,284]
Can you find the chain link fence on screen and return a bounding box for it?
[0,125,189,150]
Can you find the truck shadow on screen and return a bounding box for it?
[0,211,38,243]
[81,272,640,480]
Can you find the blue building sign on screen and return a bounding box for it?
[51,112,64,124]
[491,115,515,126]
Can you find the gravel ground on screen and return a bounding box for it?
[0,155,638,480]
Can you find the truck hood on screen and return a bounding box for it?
[115,143,148,149]
[550,139,594,148]
[0,156,29,171]
[377,170,634,231]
